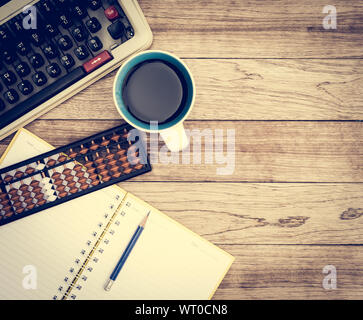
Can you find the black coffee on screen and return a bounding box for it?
[122,59,188,124]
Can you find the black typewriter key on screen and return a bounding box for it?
[0,99,5,111]
[88,37,103,52]
[59,13,73,29]
[29,31,44,47]
[15,62,31,77]
[42,43,59,59]
[18,80,34,95]
[74,45,89,60]
[0,26,12,42]
[1,49,16,65]
[71,4,87,19]
[71,25,86,42]
[88,0,102,11]
[32,72,48,87]
[60,54,75,69]
[107,20,125,40]
[58,35,73,51]
[37,1,57,19]
[46,63,62,78]
[4,89,19,104]
[16,41,31,56]
[29,54,45,68]
[1,71,17,86]
[86,17,102,33]
[44,23,59,37]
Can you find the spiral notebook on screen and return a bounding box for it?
[0,129,234,300]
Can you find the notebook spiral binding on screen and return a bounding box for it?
[53,191,130,300]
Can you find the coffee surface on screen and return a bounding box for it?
[122,60,186,124]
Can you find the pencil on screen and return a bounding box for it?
[104,211,150,291]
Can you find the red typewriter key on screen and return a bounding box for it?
[58,154,67,162]
[47,159,57,167]
[68,148,77,158]
[37,199,47,206]
[25,167,35,175]
[90,141,99,151]
[52,172,61,180]
[79,145,89,155]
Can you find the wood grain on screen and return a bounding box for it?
[40,59,363,121]
[1,120,360,183]
[139,0,363,58]
[121,182,363,245]
[213,245,363,299]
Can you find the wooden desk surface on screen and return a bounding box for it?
[1,0,362,299]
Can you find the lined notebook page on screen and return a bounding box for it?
[77,192,234,300]
[0,129,234,300]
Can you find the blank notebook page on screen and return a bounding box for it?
[0,129,234,300]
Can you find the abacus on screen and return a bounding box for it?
[0,124,151,226]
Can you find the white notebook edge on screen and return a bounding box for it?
[0,128,235,300]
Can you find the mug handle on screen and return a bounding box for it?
[160,123,189,152]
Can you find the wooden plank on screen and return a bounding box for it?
[120,182,363,245]
[138,0,363,58]
[1,120,361,182]
[41,59,363,120]
[214,245,363,299]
